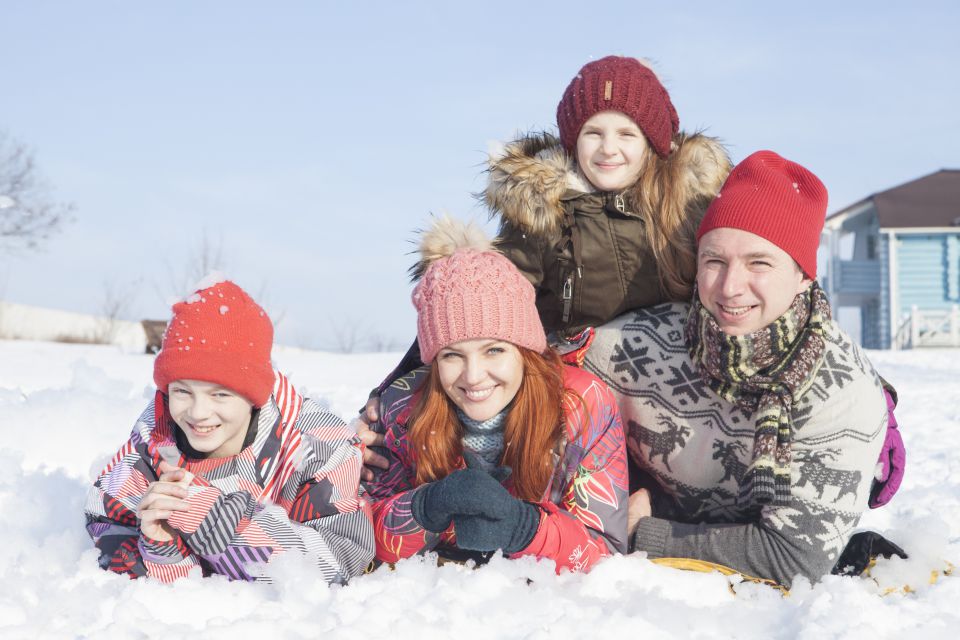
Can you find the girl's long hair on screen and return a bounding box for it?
[629,149,701,301]
[623,133,729,302]
[407,347,566,501]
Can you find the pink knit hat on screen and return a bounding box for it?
[696,150,828,278]
[557,56,679,158]
[412,217,547,363]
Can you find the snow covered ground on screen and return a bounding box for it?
[0,339,958,639]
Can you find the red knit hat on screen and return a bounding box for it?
[696,150,828,278]
[557,56,679,158]
[153,280,275,407]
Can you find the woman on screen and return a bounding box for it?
[366,217,628,572]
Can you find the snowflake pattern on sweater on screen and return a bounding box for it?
[584,303,887,586]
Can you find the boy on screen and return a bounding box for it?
[84,280,374,583]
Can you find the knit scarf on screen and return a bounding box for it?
[685,282,831,508]
[457,408,507,472]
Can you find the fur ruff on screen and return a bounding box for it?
[483,130,730,237]
[410,215,493,281]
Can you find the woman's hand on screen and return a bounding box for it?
[138,464,193,542]
[352,399,389,482]
[627,488,652,536]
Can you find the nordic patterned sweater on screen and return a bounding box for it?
[583,303,887,587]
[84,374,375,583]
[366,365,629,573]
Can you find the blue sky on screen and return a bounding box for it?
[2,1,958,349]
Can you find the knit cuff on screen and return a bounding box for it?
[632,516,670,558]
[138,533,189,565]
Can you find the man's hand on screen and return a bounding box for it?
[353,398,389,482]
[627,488,652,536]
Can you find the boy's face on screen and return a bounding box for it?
[696,227,811,336]
[167,379,254,458]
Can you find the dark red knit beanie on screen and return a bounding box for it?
[696,150,828,278]
[556,56,679,158]
[153,280,275,407]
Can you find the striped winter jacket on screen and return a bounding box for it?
[84,374,375,583]
[367,365,629,573]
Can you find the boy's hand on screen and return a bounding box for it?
[158,460,195,487]
[138,465,192,542]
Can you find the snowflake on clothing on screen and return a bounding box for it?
[815,514,856,560]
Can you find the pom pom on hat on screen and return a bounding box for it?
[411,216,547,363]
[153,280,275,407]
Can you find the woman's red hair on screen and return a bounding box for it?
[407,347,567,501]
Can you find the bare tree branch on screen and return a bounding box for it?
[0,131,74,251]
[152,229,226,305]
[330,317,365,353]
[95,278,140,343]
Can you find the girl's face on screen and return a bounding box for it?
[576,111,650,192]
[436,339,524,422]
[167,379,254,458]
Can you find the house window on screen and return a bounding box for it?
[866,234,877,260]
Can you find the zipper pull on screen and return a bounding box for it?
[615,194,625,213]
[562,275,573,323]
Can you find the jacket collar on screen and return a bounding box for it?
[482,130,730,237]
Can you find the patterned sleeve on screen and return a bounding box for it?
[166,414,375,584]
[518,371,630,572]
[367,418,453,562]
[634,344,887,587]
[84,417,203,583]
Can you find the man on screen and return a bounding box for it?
[584,151,887,587]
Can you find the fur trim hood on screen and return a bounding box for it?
[483,131,730,237]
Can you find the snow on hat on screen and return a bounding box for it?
[696,150,828,278]
[153,279,275,407]
[411,216,547,363]
[557,55,679,158]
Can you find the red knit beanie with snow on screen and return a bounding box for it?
[557,55,679,158]
[153,280,275,407]
[696,150,828,279]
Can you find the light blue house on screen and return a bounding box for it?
[820,169,960,349]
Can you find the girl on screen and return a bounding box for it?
[84,279,375,583]
[366,218,628,572]
[487,55,730,345]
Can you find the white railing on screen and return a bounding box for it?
[893,305,960,349]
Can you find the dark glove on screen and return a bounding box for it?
[453,503,540,556]
[869,386,906,508]
[410,468,507,532]
[410,469,540,555]
[831,531,908,577]
[461,450,512,483]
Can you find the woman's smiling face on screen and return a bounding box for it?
[436,338,524,421]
